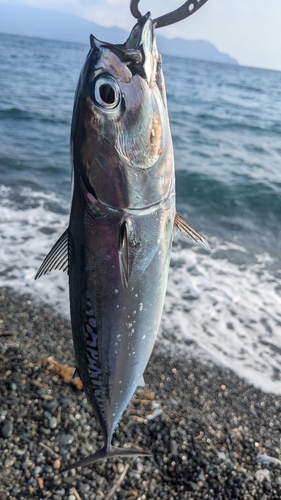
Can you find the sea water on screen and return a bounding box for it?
[0,33,280,393]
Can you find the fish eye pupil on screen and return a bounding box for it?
[91,75,120,110]
[100,84,115,105]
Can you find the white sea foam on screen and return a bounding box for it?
[1,185,281,394]
[0,185,69,315]
[163,240,281,394]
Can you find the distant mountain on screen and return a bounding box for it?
[156,37,237,65]
[0,3,237,65]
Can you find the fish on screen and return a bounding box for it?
[35,11,209,470]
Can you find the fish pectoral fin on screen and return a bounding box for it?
[35,228,70,279]
[60,445,152,472]
[138,375,145,387]
[118,220,129,287]
[173,213,210,250]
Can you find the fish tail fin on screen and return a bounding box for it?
[60,445,152,472]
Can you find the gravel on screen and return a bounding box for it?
[1,285,281,499]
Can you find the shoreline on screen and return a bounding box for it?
[0,286,281,499]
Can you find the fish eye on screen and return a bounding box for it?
[90,74,121,110]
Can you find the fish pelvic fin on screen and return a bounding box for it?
[173,213,210,251]
[60,445,152,472]
[35,228,71,279]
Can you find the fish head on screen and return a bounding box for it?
[71,13,174,210]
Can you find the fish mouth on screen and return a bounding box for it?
[125,11,153,50]
[126,11,158,83]
[91,12,158,83]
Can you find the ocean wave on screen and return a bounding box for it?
[162,240,281,394]
[173,110,279,137]
[224,82,265,94]
[0,185,70,313]
[0,106,70,125]
[176,171,281,223]
[0,184,280,394]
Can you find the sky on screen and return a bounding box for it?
[1,0,281,71]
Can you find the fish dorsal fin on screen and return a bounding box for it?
[35,228,70,279]
[173,214,210,250]
[119,221,129,287]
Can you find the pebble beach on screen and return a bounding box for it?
[1,286,281,500]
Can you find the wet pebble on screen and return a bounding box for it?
[54,488,65,496]
[1,287,281,500]
[79,482,91,493]
[188,481,199,491]
[1,420,13,438]
[22,459,34,470]
[49,416,58,429]
[169,439,178,456]
[33,465,42,476]
[59,433,74,445]
[53,458,61,469]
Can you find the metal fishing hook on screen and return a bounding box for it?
[130,0,209,28]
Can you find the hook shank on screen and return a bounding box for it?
[130,0,209,28]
